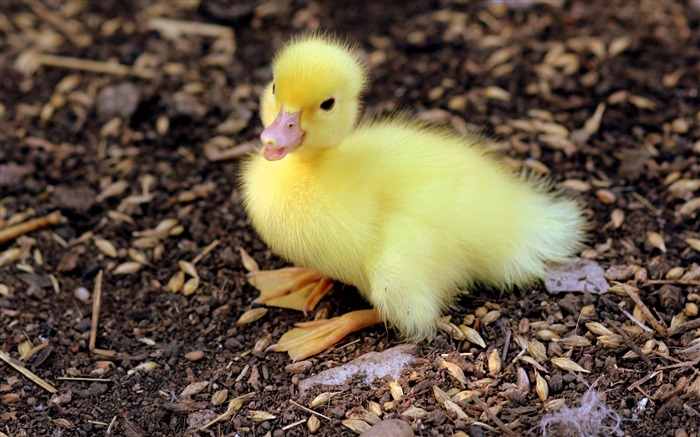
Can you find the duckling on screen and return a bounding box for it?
[241,33,586,361]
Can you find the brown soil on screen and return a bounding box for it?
[1,1,698,436]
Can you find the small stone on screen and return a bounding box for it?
[97,82,140,119]
[74,287,91,303]
[545,258,610,294]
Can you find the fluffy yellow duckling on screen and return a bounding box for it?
[241,33,586,361]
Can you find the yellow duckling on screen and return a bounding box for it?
[241,33,586,361]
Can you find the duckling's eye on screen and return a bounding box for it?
[320,98,335,111]
[272,83,275,95]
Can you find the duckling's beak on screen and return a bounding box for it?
[260,109,305,161]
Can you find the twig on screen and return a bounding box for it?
[631,192,661,216]
[34,53,156,78]
[289,400,332,421]
[470,394,516,436]
[191,240,220,265]
[0,350,57,393]
[501,327,512,365]
[56,377,113,382]
[25,0,88,47]
[205,142,256,162]
[106,416,118,435]
[627,370,662,392]
[0,211,66,245]
[623,285,667,337]
[282,419,307,430]
[606,318,653,366]
[148,17,234,40]
[646,279,700,286]
[668,317,700,336]
[618,307,654,333]
[89,270,116,357]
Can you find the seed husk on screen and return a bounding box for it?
[113,262,142,275]
[481,310,502,325]
[528,338,548,362]
[557,335,592,348]
[307,415,321,433]
[342,419,371,435]
[389,380,404,401]
[248,410,276,422]
[685,238,700,252]
[211,389,228,406]
[180,381,208,398]
[433,385,451,407]
[310,391,339,408]
[348,409,381,425]
[237,308,268,325]
[402,405,428,419]
[597,334,624,349]
[239,248,260,272]
[535,371,549,401]
[437,317,465,340]
[611,209,625,228]
[182,277,199,296]
[178,260,199,278]
[585,322,613,336]
[516,367,530,392]
[94,238,117,258]
[551,357,590,373]
[443,400,472,422]
[442,361,467,388]
[488,349,501,375]
[167,271,185,293]
[127,361,158,375]
[460,325,486,348]
[646,231,667,253]
[368,401,382,417]
[536,329,561,341]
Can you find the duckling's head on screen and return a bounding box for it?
[259,34,368,161]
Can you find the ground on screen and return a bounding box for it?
[1,1,699,436]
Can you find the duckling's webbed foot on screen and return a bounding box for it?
[247,267,333,315]
[269,309,382,361]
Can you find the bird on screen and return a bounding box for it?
[240,32,586,361]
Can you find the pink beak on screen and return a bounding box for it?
[260,109,305,161]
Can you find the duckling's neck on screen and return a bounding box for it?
[290,146,332,165]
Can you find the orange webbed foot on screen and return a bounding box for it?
[247,267,333,315]
[269,309,382,361]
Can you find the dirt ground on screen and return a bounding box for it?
[1,1,699,436]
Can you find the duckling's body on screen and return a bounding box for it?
[244,119,583,341]
[241,34,586,359]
